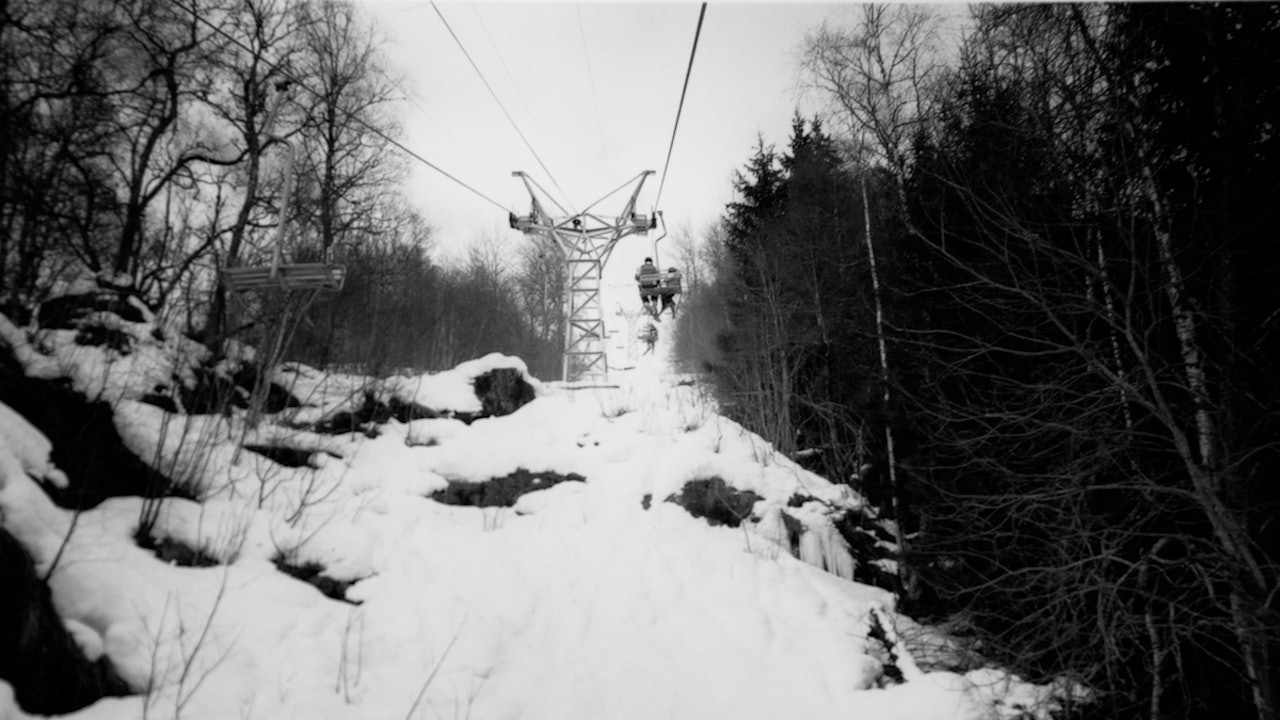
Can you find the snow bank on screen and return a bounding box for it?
[0,310,1068,720]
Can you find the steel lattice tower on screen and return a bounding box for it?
[510,170,655,382]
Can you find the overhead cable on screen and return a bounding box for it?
[431,2,577,214]
[576,4,612,178]
[654,3,707,212]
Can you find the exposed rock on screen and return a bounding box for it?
[777,509,807,556]
[664,477,761,528]
[389,395,443,422]
[0,530,131,713]
[431,468,586,508]
[177,364,249,415]
[273,557,360,605]
[833,511,900,592]
[311,392,406,436]
[866,608,907,687]
[37,290,148,330]
[135,534,221,568]
[73,324,132,353]
[472,367,536,417]
[231,365,300,413]
[0,349,174,509]
[139,392,180,413]
[0,301,31,326]
[241,444,318,468]
[312,367,536,436]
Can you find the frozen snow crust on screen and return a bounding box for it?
[0,295,1073,720]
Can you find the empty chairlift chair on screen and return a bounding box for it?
[223,90,346,294]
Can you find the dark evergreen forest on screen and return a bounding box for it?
[674,5,1280,720]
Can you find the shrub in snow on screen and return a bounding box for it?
[0,529,129,713]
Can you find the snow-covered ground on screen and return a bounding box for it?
[0,299,1075,720]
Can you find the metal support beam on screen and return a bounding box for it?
[511,170,655,382]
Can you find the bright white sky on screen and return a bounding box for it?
[357,1,849,263]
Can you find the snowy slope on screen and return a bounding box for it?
[0,301,1070,720]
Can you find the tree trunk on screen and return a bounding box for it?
[861,168,907,592]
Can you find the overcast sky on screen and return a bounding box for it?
[359,2,850,264]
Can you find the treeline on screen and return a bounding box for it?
[677,5,1279,720]
[0,0,562,378]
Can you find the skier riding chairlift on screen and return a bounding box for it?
[640,323,658,355]
[635,257,662,318]
[659,267,681,319]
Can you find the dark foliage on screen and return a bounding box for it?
[694,116,889,488]
[687,4,1280,717]
[887,4,1280,718]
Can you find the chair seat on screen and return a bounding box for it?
[640,285,678,299]
[224,263,346,292]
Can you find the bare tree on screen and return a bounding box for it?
[200,0,304,343]
[896,5,1280,719]
[291,0,404,260]
[802,6,946,584]
[802,3,944,210]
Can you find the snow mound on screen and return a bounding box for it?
[0,306,1071,720]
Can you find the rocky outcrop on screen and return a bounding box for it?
[0,349,172,510]
[473,367,537,417]
[431,468,586,508]
[310,367,538,437]
[0,529,129,714]
[662,477,762,528]
[660,476,900,593]
[272,555,361,605]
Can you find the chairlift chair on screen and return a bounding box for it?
[223,88,346,294]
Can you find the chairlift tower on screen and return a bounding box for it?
[510,170,655,383]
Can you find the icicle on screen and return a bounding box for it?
[795,516,856,581]
[752,505,789,552]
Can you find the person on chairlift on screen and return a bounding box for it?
[641,323,658,354]
[660,267,681,319]
[635,257,661,316]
